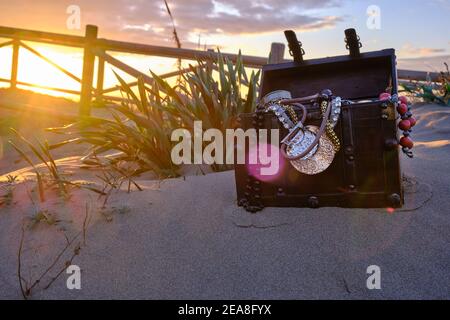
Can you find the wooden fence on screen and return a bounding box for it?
[0,25,441,116]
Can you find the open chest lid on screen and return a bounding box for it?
[260,31,398,101]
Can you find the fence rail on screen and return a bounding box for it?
[0,25,442,116]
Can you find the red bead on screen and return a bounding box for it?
[379,93,391,101]
[398,120,411,131]
[400,136,414,149]
[397,103,408,115]
[409,117,417,127]
[399,96,408,105]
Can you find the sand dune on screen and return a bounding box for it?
[0,103,449,299]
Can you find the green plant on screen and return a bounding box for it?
[8,129,105,202]
[95,158,143,208]
[6,174,18,183]
[0,174,18,207]
[48,52,260,176]
[400,63,450,106]
[163,0,182,77]
[9,128,66,202]
[152,51,260,132]
[0,186,13,207]
[17,203,91,299]
[150,52,260,171]
[48,75,180,178]
[30,209,58,227]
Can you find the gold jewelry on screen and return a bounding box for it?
[320,100,341,152]
[289,125,336,175]
[283,104,299,124]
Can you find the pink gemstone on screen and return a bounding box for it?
[379,93,391,101]
[399,120,411,131]
[399,96,409,105]
[400,136,414,149]
[397,103,408,115]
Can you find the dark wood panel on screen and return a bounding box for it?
[261,54,394,100]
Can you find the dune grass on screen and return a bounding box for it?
[46,52,260,177]
[7,128,105,203]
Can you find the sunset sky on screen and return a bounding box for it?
[0,0,449,97]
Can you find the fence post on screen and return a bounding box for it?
[10,39,19,89]
[79,25,98,116]
[268,42,285,64]
[96,52,105,104]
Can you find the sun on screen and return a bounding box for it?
[0,42,85,98]
[0,41,183,99]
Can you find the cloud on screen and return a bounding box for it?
[398,54,450,73]
[0,0,344,48]
[400,43,447,58]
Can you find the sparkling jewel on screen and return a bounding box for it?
[287,129,318,160]
[409,117,417,127]
[399,96,409,105]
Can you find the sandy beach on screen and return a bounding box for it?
[0,102,449,300]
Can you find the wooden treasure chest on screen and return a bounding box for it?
[234,29,414,212]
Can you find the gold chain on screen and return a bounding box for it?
[320,101,341,152]
[283,104,299,124]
